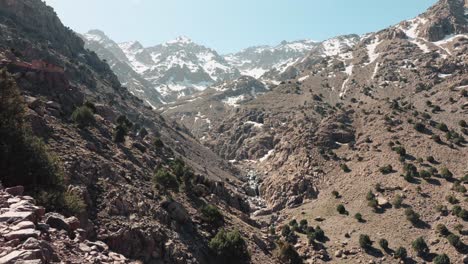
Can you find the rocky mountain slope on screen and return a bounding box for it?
[1,0,468,263]
[82,30,164,107]
[162,0,468,262]
[0,1,276,263]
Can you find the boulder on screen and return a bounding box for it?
[11,221,35,231]
[5,186,24,196]
[44,213,70,232]
[0,211,35,223]
[4,228,40,241]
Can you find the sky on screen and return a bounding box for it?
[44,0,437,54]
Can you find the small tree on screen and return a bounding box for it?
[359,234,372,249]
[447,234,461,248]
[337,204,347,215]
[331,190,340,198]
[436,224,450,237]
[405,208,420,224]
[412,237,429,256]
[209,230,249,264]
[71,106,95,128]
[153,168,179,191]
[379,165,393,174]
[201,204,223,225]
[379,238,389,250]
[433,254,450,264]
[426,156,435,163]
[440,167,453,179]
[414,122,426,133]
[355,213,364,222]
[394,247,407,259]
[340,164,351,173]
[393,194,403,208]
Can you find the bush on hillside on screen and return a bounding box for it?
[71,106,95,128]
[359,234,372,249]
[412,237,429,256]
[394,247,407,259]
[209,230,249,264]
[433,254,450,264]
[152,168,179,191]
[201,204,223,225]
[276,240,303,264]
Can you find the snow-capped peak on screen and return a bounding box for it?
[166,36,193,45]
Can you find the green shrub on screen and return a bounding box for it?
[379,238,388,250]
[337,204,347,215]
[446,195,458,204]
[299,219,308,231]
[201,204,223,224]
[453,182,467,193]
[359,234,372,249]
[366,191,375,201]
[440,167,453,179]
[276,241,302,264]
[454,224,464,234]
[379,165,393,174]
[436,205,448,216]
[71,106,95,128]
[113,115,133,143]
[411,237,428,256]
[432,134,442,143]
[447,234,461,248]
[393,194,403,209]
[436,224,450,237]
[340,164,351,173]
[63,191,87,215]
[414,122,426,132]
[426,156,435,163]
[152,168,179,191]
[281,225,291,237]
[460,120,467,128]
[393,146,406,156]
[83,101,97,113]
[405,208,420,224]
[0,72,69,212]
[394,247,407,259]
[436,123,448,132]
[433,254,450,264]
[209,230,249,263]
[355,213,364,222]
[419,170,431,179]
[368,198,378,211]
[331,190,340,198]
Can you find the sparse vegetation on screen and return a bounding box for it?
[201,204,223,225]
[414,122,426,133]
[340,164,350,173]
[354,213,363,222]
[71,105,95,128]
[433,254,450,264]
[393,194,404,209]
[331,190,340,198]
[394,247,407,259]
[411,237,429,256]
[114,115,133,143]
[276,240,302,264]
[379,165,393,174]
[405,208,420,224]
[336,204,347,215]
[379,238,388,250]
[436,224,450,237]
[153,167,179,191]
[440,167,453,179]
[359,234,372,249]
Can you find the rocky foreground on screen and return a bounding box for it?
[0,186,133,264]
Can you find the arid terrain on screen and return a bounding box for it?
[0,0,467,263]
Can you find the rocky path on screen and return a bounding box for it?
[0,186,133,264]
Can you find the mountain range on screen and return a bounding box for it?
[82,31,361,105]
[0,0,467,263]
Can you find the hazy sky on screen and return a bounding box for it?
[44,0,437,54]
